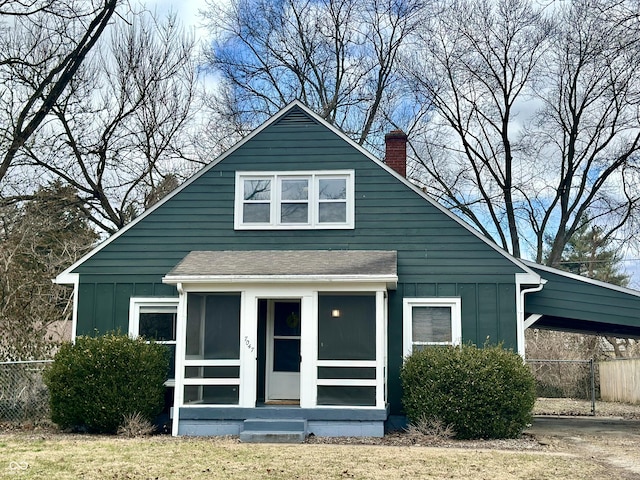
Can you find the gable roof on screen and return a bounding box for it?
[55,101,538,284]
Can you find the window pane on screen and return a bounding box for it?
[274,302,301,336]
[281,179,308,200]
[186,294,203,357]
[319,178,346,200]
[318,202,346,223]
[184,366,240,379]
[183,385,239,405]
[412,306,452,343]
[204,295,241,359]
[243,203,270,223]
[273,339,301,372]
[139,312,176,341]
[318,294,376,360]
[280,203,308,223]
[317,367,376,379]
[243,179,271,200]
[167,344,176,379]
[186,293,241,360]
[317,386,376,406]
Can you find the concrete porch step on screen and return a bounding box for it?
[240,418,307,443]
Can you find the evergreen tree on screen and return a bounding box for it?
[558,218,630,287]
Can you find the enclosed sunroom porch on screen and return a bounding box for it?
[161,250,397,437]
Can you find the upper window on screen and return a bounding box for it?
[402,298,462,357]
[235,171,354,229]
[129,298,179,384]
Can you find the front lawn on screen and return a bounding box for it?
[0,434,610,479]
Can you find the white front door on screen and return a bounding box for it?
[266,299,301,401]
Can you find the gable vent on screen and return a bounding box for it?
[275,106,319,126]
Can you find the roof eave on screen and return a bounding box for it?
[523,259,640,298]
[162,274,398,290]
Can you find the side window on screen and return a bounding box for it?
[129,299,179,384]
[403,298,461,357]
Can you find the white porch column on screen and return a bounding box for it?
[299,293,317,408]
[375,290,386,408]
[239,291,258,407]
[171,283,187,436]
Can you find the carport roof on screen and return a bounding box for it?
[524,261,640,338]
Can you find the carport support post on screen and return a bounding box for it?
[590,358,596,416]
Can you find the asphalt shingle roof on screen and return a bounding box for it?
[167,250,397,277]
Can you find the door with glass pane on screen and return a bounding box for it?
[266,300,301,401]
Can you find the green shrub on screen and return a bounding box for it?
[43,333,169,434]
[400,343,536,439]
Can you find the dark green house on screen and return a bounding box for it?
[56,102,640,439]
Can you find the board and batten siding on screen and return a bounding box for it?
[71,107,525,414]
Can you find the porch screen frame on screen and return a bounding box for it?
[181,292,243,407]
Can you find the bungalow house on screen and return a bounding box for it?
[55,101,640,440]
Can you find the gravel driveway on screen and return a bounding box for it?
[528,416,640,479]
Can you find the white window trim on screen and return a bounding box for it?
[402,298,462,358]
[129,297,179,386]
[234,170,355,230]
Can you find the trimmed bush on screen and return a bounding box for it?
[400,343,536,439]
[43,333,169,433]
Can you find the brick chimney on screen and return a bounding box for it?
[384,129,408,177]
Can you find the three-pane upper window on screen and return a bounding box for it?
[235,171,354,229]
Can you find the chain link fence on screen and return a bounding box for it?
[0,360,52,424]
[526,358,598,414]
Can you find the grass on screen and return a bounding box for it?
[3,399,640,479]
[0,434,612,480]
[534,397,640,418]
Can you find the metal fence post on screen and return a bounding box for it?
[590,358,596,416]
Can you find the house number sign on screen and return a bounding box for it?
[244,336,255,354]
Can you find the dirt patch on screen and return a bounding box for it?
[534,397,640,419]
[528,416,640,479]
[305,430,544,450]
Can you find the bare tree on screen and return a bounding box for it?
[201,0,424,151]
[0,182,97,361]
[407,0,553,258]
[407,0,640,263]
[17,10,199,233]
[0,0,121,184]
[531,0,640,266]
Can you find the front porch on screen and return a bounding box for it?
[162,250,398,438]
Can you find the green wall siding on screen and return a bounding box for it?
[527,268,640,328]
[72,107,525,414]
[385,282,517,415]
[76,281,178,336]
